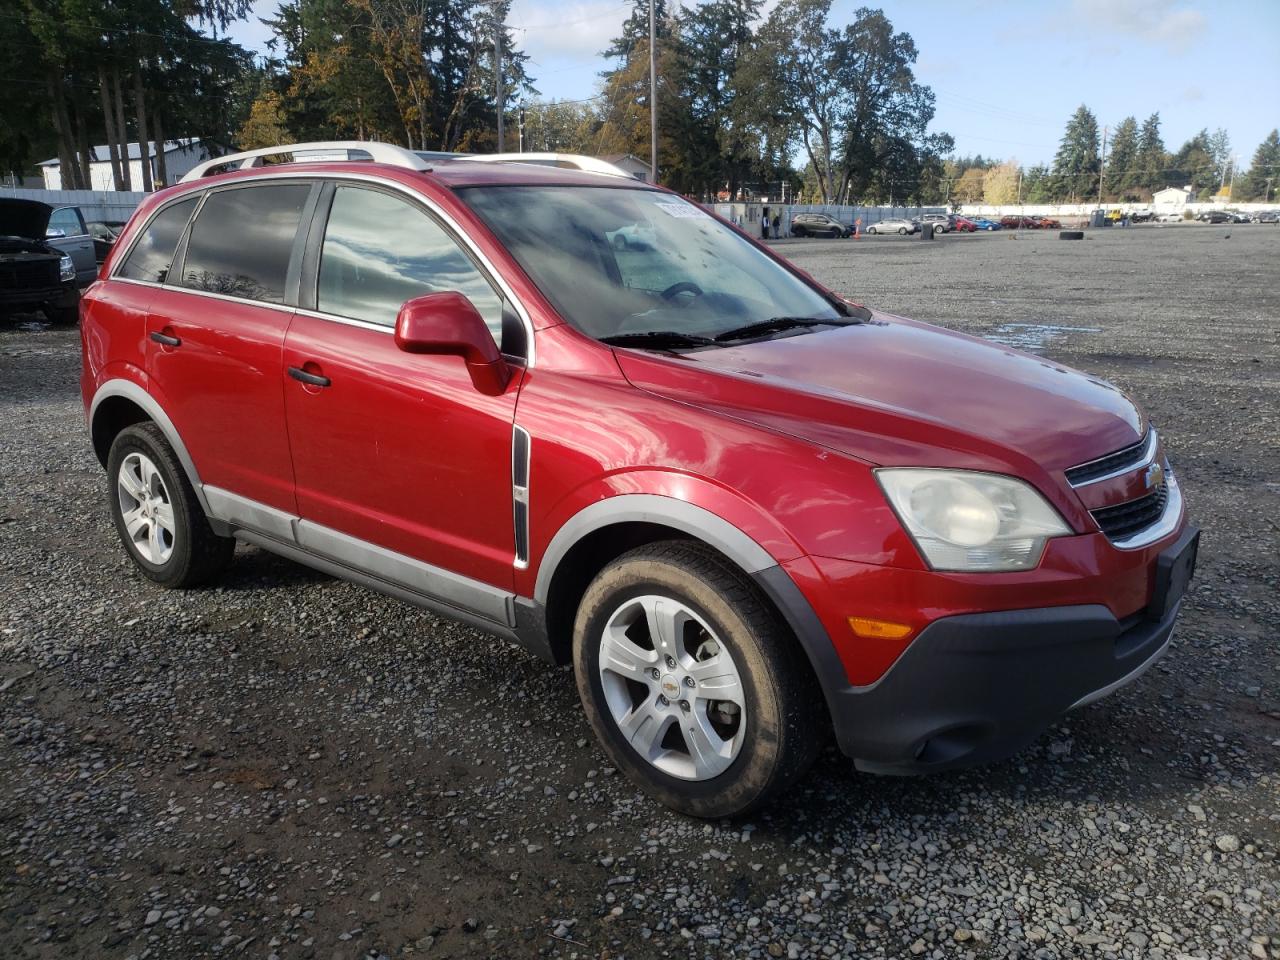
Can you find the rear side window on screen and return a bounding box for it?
[179,184,310,303]
[317,185,503,336]
[118,198,198,284]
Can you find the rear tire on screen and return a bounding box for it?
[867,226,877,235]
[898,227,907,235]
[573,541,824,818]
[106,423,235,588]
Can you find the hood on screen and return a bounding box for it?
[614,313,1143,475]
[0,198,53,241]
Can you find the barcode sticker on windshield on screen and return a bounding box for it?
[654,202,711,219]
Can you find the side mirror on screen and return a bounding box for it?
[45,228,66,239]
[394,292,510,395]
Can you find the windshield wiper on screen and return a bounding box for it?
[713,316,851,343]
[599,330,719,350]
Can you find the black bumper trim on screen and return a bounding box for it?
[830,599,1181,774]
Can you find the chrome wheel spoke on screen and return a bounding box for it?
[152,500,176,535]
[688,656,745,707]
[600,623,657,681]
[617,699,670,757]
[642,597,688,660]
[682,708,732,779]
[118,464,146,502]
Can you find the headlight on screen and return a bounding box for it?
[876,469,1070,571]
[59,255,75,282]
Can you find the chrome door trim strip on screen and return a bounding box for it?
[202,485,514,625]
[511,425,531,570]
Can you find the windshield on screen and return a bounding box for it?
[459,186,844,343]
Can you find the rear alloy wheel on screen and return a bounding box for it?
[573,541,823,817]
[107,423,235,588]
[898,227,907,235]
[867,226,877,235]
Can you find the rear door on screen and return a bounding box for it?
[144,180,317,514]
[281,182,523,589]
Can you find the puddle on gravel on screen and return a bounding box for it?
[986,322,1101,352]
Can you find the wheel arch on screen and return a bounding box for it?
[532,495,845,717]
[90,379,211,514]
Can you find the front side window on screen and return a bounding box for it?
[317,186,503,337]
[47,207,84,237]
[180,184,310,303]
[118,198,198,284]
[461,186,844,343]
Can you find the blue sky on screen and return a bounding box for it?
[223,0,1280,168]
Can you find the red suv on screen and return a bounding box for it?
[81,142,1197,817]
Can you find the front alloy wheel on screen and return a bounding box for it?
[573,541,824,817]
[597,594,746,780]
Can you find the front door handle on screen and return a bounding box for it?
[149,331,181,347]
[288,365,331,387]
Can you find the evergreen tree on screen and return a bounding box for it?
[1136,113,1166,192]
[1105,116,1138,199]
[1051,105,1099,201]
[1236,129,1280,202]
[1169,130,1217,196]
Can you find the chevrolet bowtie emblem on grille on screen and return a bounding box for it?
[1143,462,1164,490]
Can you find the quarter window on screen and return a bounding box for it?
[317,186,503,337]
[180,184,310,303]
[118,198,198,284]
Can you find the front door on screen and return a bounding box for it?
[282,183,523,591]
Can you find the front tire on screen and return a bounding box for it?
[106,423,235,588]
[867,226,877,235]
[898,227,907,235]
[573,541,824,818]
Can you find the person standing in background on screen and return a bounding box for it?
[771,212,781,239]
[761,208,770,240]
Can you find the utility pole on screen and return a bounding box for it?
[648,0,657,184]
[494,8,504,151]
[518,106,525,153]
[1228,154,1237,198]
[1097,124,1107,209]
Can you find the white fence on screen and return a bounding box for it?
[957,201,1276,217]
[712,202,947,233]
[0,187,148,222]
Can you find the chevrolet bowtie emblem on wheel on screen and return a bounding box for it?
[1144,462,1164,490]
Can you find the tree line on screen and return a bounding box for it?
[945,108,1279,206]
[4,1,1273,206]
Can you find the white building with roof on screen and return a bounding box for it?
[39,139,218,191]
[1152,185,1195,210]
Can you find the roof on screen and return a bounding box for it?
[428,158,656,188]
[40,138,204,167]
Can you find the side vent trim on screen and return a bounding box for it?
[512,425,531,569]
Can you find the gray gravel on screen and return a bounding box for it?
[2,222,1277,959]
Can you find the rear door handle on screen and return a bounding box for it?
[149,331,181,347]
[288,365,331,387]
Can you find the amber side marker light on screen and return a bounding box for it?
[848,617,914,640]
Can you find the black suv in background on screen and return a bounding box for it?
[789,213,851,238]
[0,199,80,325]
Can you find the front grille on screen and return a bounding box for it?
[1065,430,1152,486]
[0,258,59,290]
[1091,483,1168,541]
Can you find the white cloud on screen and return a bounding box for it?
[1069,0,1206,55]
[509,0,631,62]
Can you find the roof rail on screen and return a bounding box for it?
[456,153,634,179]
[180,141,432,183]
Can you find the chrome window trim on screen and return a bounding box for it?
[1068,429,1158,487]
[109,169,536,366]
[294,306,393,334]
[1105,467,1183,550]
[110,275,296,315]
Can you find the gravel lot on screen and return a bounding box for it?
[2,222,1277,960]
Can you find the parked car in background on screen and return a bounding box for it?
[1157,212,1185,223]
[38,204,97,286]
[865,218,918,235]
[80,140,1196,818]
[87,220,126,263]
[1129,210,1155,223]
[951,217,978,233]
[789,213,851,238]
[966,217,1002,231]
[999,215,1036,229]
[0,198,81,324]
[1226,212,1252,224]
[1034,216,1062,229]
[1196,211,1230,223]
[920,214,953,233]
[1258,210,1279,223]
[606,221,657,250]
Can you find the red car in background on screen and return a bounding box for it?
[79,142,1196,817]
[1032,216,1062,229]
[999,215,1038,229]
[952,216,978,232]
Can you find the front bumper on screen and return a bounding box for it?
[0,279,77,310]
[826,525,1199,773]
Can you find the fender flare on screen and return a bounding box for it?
[532,494,847,705]
[89,378,211,514]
